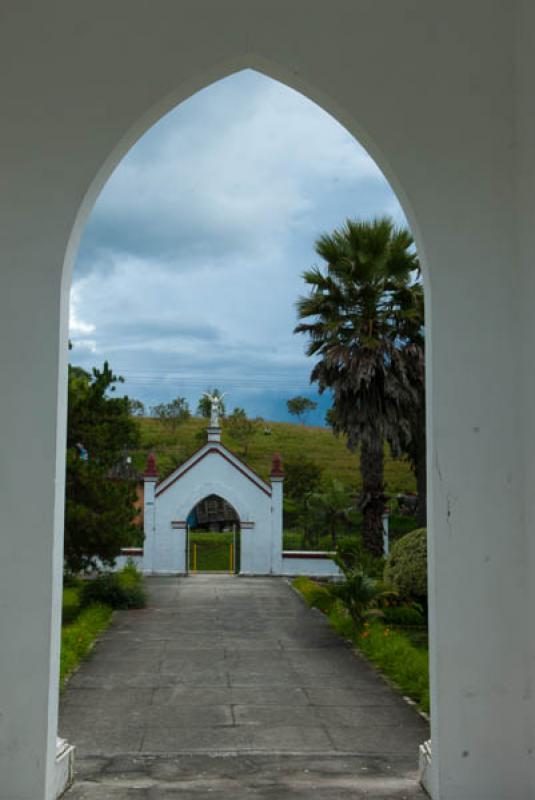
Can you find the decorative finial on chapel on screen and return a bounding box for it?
[270,452,284,478]
[144,451,159,478]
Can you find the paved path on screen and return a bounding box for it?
[60,576,429,798]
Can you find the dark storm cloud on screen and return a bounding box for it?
[96,319,222,344]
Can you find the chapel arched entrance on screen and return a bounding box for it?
[186,494,241,574]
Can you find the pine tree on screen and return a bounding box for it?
[65,362,141,572]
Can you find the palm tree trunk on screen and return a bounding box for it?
[360,439,385,557]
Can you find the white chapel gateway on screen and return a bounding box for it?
[140,419,285,575]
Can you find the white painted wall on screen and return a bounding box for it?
[143,476,157,572]
[112,553,145,571]
[270,476,284,575]
[152,445,275,574]
[281,554,341,578]
[0,3,532,798]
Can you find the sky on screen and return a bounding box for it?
[69,69,406,425]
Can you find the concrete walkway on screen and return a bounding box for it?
[60,576,429,798]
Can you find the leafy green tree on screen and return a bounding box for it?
[282,458,324,540]
[284,459,323,499]
[197,388,226,418]
[128,398,146,417]
[286,395,318,424]
[65,362,141,572]
[151,396,190,431]
[295,217,422,556]
[224,407,256,456]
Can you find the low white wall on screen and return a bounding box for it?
[112,548,145,572]
[109,548,341,578]
[281,551,341,578]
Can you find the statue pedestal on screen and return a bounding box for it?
[207,426,221,443]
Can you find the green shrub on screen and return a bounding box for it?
[381,603,425,627]
[62,586,82,625]
[330,568,384,628]
[60,603,113,688]
[292,577,335,614]
[81,563,147,609]
[384,527,427,602]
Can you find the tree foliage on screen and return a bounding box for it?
[128,398,146,417]
[151,396,190,430]
[307,478,355,546]
[286,395,317,424]
[65,362,141,573]
[295,216,424,556]
[282,458,324,539]
[283,458,323,501]
[223,407,256,456]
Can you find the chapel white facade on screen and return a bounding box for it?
[141,424,285,575]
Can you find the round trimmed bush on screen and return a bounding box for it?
[384,528,427,602]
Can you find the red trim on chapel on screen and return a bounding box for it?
[282,551,336,559]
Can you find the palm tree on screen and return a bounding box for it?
[308,478,355,546]
[295,217,423,556]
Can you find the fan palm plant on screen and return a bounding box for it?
[295,217,423,556]
[307,478,355,546]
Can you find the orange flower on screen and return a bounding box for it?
[360,631,369,638]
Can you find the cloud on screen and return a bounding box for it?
[70,70,406,424]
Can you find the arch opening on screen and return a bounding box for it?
[188,494,241,533]
[62,62,430,797]
[186,494,241,574]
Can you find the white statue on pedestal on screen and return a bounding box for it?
[204,391,226,427]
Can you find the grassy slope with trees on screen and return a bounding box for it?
[131,416,417,495]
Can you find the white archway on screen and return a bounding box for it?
[0,5,531,800]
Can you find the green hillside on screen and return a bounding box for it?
[131,417,416,496]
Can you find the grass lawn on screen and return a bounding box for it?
[60,566,146,687]
[60,602,112,688]
[132,416,416,495]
